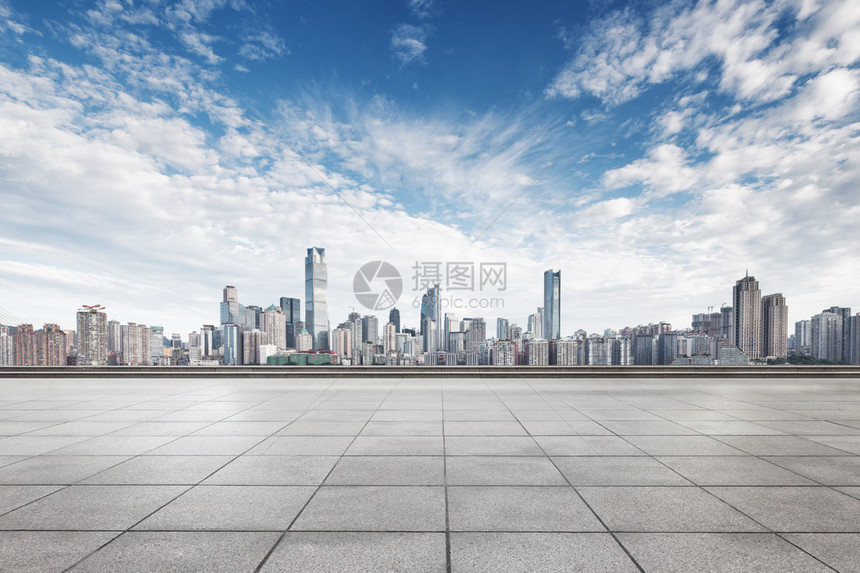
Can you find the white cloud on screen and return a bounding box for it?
[546,0,860,106]
[391,24,428,65]
[406,0,436,19]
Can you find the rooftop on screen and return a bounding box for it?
[0,375,859,572]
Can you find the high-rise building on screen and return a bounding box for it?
[543,269,561,340]
[811,311,843,362]
[12,324,38,366]
[222,324,242,366]
[528,308,543,339]
[389,307,401,333]
[305,247,330,350]
[761,293,788,359]
[331,326,353,362]
[656,333,679,365]
[550,338,579,365]
[362,315,379,345]
[496,318,509,340]
[721,306,734,344]
[794,320,811,354]
[296,327,313,352]
[0,325,14,366]
[279,297,301,348]
[465,317,486,352]
[850,314,860,365]
[262,305,287,350]
[823,306,852,364]
[243,329,264,365]
[121,323,150,365]
[76,305,108,366]
[150,326,164,364]
[732,273,762,359]
[526,338,549,365]
[383,322,397,355]
[107,320,121,354]
[201,325,216,357]
[632,335,655,365]
[420,285,442,351]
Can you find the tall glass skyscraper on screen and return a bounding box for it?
[305,247,330,350]
[279,297,301,348]
[543,270,561,340]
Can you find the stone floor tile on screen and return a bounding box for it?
[707,486,860,532]
[203,455,338,485]
[291,486,445,531]
[0,485,64,514]
[763,456,860,486]
[784,533,860,573]
[448,486,604,531]
[450,533,639,573]
[0,485,188,530]
[82,456,233,485]
[345,436,443,456]
[325,456,444,485]
[446,456,566,486]
[0,531,119,573]
[534,435,645,456]
[618,533,833,572]
[0,455,129,485]
[624,435,747,456]
[135,485,315,531]
[260,532,446,573]
[248,436,354,456]
[554,456,691,486]
[145,435,264,456]
[69,531,279,573]
[656,456,817,486]
[578,486,764,532]
[445,436,543,456]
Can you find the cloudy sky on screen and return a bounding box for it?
[0,0,858,337]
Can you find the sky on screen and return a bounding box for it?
[0,0,858,337]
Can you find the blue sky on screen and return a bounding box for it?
[0,0,858,336]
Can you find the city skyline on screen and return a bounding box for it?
[1,1,859,337]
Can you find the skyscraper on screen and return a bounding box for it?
[823,306,852,364]
[543,269,561,340]
[361,315,379,345]
[305,247,330,350]
[496,317,509,340]
[76,305,108,366]
[761,293,788,359]
[733,273,762,359]
[389,307,401,333]
[279,297,301,348]
[811,311,843,362]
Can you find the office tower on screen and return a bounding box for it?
[262,305,287,350]
[761,293,788,358]
[0,325,13,366]
[221,324,242,365]
[811,311,843,362]
[188,331,200,348]
[795,320,811,354]
[612,337,632,365]
[279,297,301,348]
[420,285,442,351]
[12,324,37,366]
[732,273,762,359]
[247,306,263,330]
[383,322,397,355]
[362,315,379,345]
[107,320,121,354]
[823,306,852,364]
[543,269,561,340]
[76,305,108,366]
[223,285,238,302]
[150,326,164,364]
[496,318,509,340]
[389,307,401,333]
[201,325,216,357]
[305,246,330,350]
[243,329,263,365]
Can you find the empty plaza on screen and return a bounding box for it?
[0,373,859,572]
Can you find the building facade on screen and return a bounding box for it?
[305,247,330,350]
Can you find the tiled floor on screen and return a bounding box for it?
[0,376,859,572]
